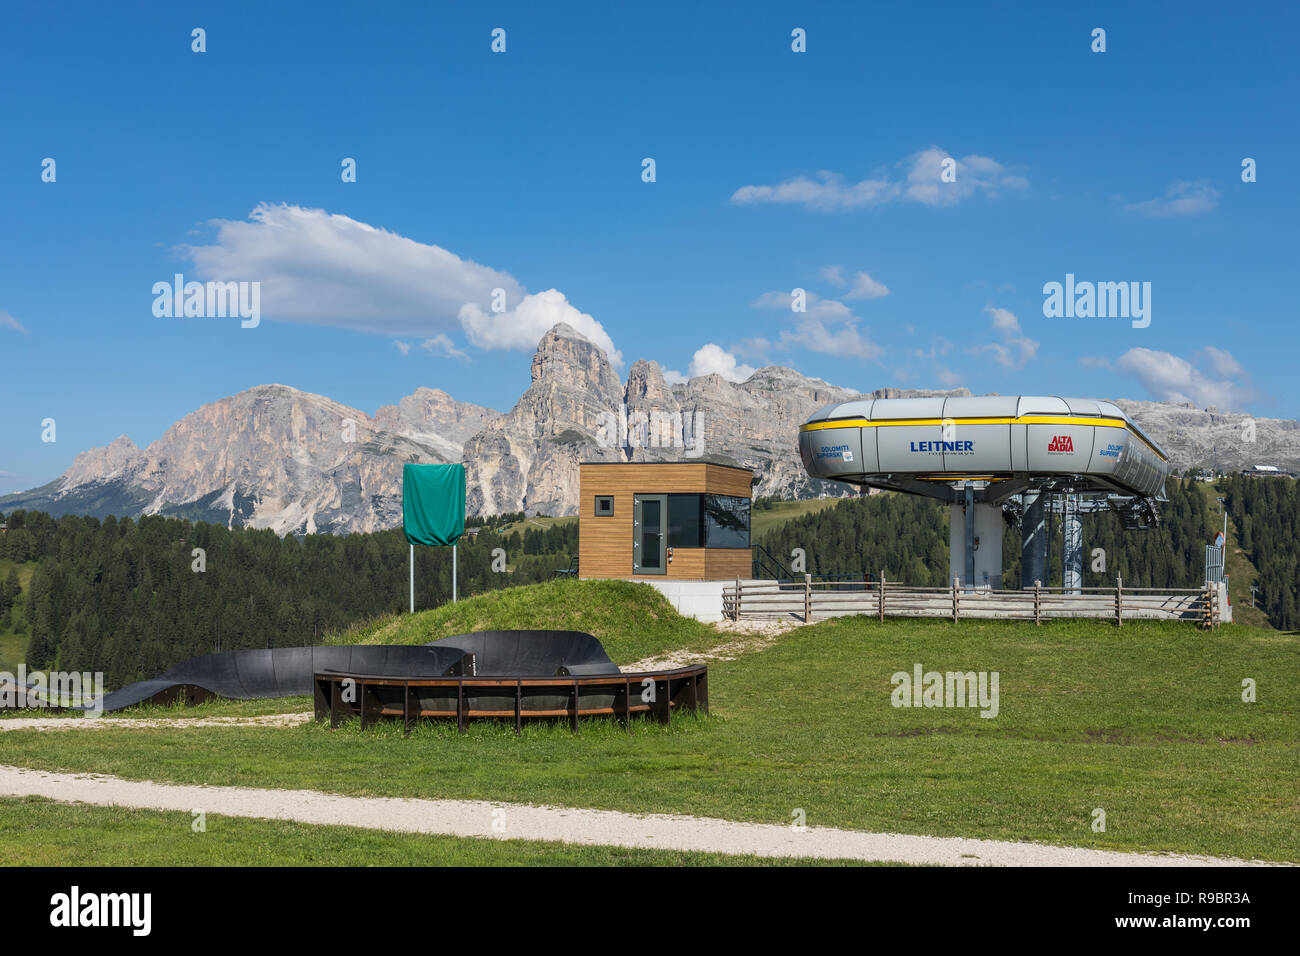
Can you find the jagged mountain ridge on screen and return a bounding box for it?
[3,323,1297,533]
[2,385,501,535]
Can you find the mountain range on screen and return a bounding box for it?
[4,323,1297,534]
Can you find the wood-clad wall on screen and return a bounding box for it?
[578,463,753,580]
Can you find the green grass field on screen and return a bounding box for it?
[491,515,576,537]
[3,579,1297,863]
[0,558,35,671]
[752,497,845,539]
[0,796,861,866]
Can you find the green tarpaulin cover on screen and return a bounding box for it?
[402,463,466,546]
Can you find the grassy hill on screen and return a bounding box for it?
[491,515,576,537]
[1193,480,1277,630]
[325,578,721,665]
[752,497,845,538]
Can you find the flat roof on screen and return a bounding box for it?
[579,461,753,473]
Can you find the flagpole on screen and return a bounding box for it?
[409,544,414,614]
[453,544,458,602]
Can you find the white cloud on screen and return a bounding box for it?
[752,290,882,361]
[751,289,852,320]
[730,336,774,361]
[393,341,412,356]
[1198,345,1243,378]
[903,338,960,388]
[181,204,522,333]
[912,339,954,362]
[843,270,891,300]
[816,265,891,300]
[459,288,622,367]
[419,334,469,361]
[179,203,620,363]
[662,368,688,385]
[778,314,882,360]
[1125,180,1219,218]
[731,171,898,212]
[732,147,1026,212]
[819,265,846,287]
[968,305,1039,369]
[902,148,1027,207]
[1115,347,1251,410]
[685,344,756,383]
[0,310,27,333]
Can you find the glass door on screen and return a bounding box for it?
[633,494,667,574]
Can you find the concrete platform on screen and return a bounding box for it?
[640,580,729,622]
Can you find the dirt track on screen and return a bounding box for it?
[0,765,1278,866]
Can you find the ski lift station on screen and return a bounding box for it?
[799,395,1173,590]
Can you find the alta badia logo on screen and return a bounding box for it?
[1047,435,1074,453]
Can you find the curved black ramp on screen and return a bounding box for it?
[94,645,466,713]
[427,630,620,676]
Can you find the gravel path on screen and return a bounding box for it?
[626,619,802,671]
[0,713,313,732]
[0,765,1276,866]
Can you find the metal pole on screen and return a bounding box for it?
[964,484,975,590]
[453,544,458,602]
[1021,491,1048,591]
[1063,494,1082,595]
[409,544,414,614]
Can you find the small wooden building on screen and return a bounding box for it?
[578,462,753,580]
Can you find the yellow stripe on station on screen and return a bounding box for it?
[799,415,1168,461]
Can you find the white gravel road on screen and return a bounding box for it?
[0,713,313,732]
[0,765,1278,866]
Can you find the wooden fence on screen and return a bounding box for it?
[722,574,1220,627]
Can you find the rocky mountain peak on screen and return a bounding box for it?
[60,435,141,487]
[865,386,973,400]
[625,359,676,407]
[529,322,622,394]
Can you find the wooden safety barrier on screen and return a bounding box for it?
[725,574,1219,628]
[313,664,708,735]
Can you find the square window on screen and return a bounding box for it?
[594,496,614,516]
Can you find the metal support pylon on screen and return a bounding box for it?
[1062,493,1082,595]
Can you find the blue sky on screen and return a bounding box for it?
[2,0,1296,493]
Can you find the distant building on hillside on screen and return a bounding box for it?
[1241,464,1296,478]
